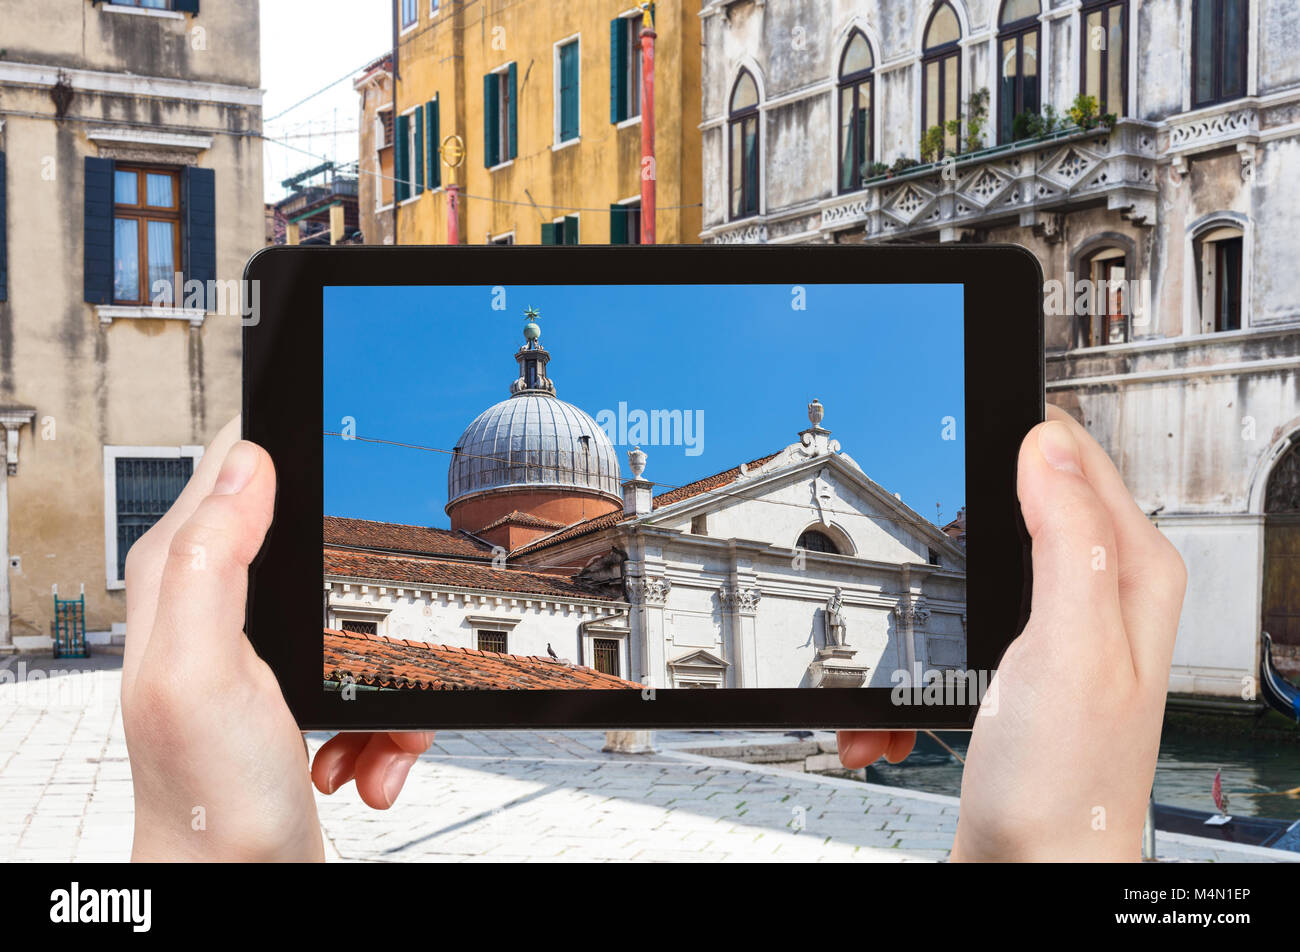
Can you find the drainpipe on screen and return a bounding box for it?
[639,7,656,244]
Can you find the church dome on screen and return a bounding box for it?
[447,394,620,504]
[445,309,622,536]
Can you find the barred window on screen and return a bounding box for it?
[593,638,620,677]
[478,629,508,654]
[341,620,378,636]
[114,456,193,581]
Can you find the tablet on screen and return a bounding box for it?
[243,244,1041,731]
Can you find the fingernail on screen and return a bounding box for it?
[213,441,257,495]
[325,760,347,795]
[1037,421,1083,475]
[381,756,414,806]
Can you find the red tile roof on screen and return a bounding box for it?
[476,510,568,532]
[509,451,783,556]
[651,452,781,508]
[323,546,619,601]
[324,515,493,560]
[323,627,642,691]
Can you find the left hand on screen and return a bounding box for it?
[122,417,434,862]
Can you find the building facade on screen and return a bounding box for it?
[357,0,702,246]
[324,319,966,690]
[0,0,263,650]
[698,0,1300,701]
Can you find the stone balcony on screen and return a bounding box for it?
[820,118,1158,242]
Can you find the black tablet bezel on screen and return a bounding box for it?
[243,244,1041,731]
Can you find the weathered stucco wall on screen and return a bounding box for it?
[0,0,262,644]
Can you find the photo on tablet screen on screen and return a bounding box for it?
[322,283,964,694]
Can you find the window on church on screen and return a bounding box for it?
[477,629,508,653]
[691,514,708,535]
[341,619,378,636]
[928,547,942,566]
[593,638,620,677]
[797,529,839,554]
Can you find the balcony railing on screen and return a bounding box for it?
[820,118,1158,242]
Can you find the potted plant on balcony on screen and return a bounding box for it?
[1067,93,1117,132]
[862,160,890,182]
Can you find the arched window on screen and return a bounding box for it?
[797,529,840,554]
[1194,223,1244,333]
[837,31,874,193]
[1082,0,1127,117]
[998,0,1040,143]
[729,70,760,220]
[1083,246,1129,346]
[922,3,962,157]
[1192,0,1248,107]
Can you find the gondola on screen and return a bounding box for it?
[1262,632,1300,722]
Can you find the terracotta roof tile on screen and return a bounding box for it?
[476,510,568,532]
[323,627,642,691]
[323,547,619,601]
[324,515,493,560]
[508,508,631,555]
[651,452,781,508]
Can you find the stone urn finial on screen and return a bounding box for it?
[808,398,825,427]
[628,446,647,479]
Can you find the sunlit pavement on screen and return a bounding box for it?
[1,656,1293,863]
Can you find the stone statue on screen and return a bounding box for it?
[825,587,847,647]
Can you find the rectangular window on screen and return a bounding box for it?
[113,1,174,8]
[691,514,708,535]
[394,113,411,202]
[430,0,440,13]
[477,629,508,653]
[112,166,180,304]
[1081,1,1126,117]
[104,446,201,588]
[610,200,640,244]
[542,215,579,245]
[593,638,620,677]
[556,38,580,144]
[341,620,378,636]
[400,0,417,29]
[610,15,642,123]
[1192,0,1248,108]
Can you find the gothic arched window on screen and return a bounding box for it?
[838,31,874,192]
[922,2,962,157]
[729,70,760,220]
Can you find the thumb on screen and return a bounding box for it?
[145,441,276,674]
[1016,420,1124,644]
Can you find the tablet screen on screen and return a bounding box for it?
[321,282,966,696]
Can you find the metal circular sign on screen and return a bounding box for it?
[440,133,466,168]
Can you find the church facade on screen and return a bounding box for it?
[324,315,966,690]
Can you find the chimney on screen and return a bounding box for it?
[623,446,652,516]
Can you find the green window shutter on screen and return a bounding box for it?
[414,106,425,193]
[610,18,627,123]
[609,203,626,244]
[394,112,410,201]
[426,100,440,189]
[507,62,518,160]
[564,214,579,245]
[483,73,500,167]
[560,42,579,141]
[540,222,556,245]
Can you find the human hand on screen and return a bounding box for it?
[952,406,1184,860]
[122,417,434,862]
[836,407,1185,862]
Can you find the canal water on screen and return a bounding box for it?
[863,721,1300,821]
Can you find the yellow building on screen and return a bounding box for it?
[361,0,701,246]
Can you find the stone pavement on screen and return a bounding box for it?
[0,656,1295,863]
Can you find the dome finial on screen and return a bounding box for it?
[523,306,541,345]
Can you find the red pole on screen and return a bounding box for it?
[639,21,656,244]
[447,182,460,245]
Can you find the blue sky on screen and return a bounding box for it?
[324,283,964,528]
